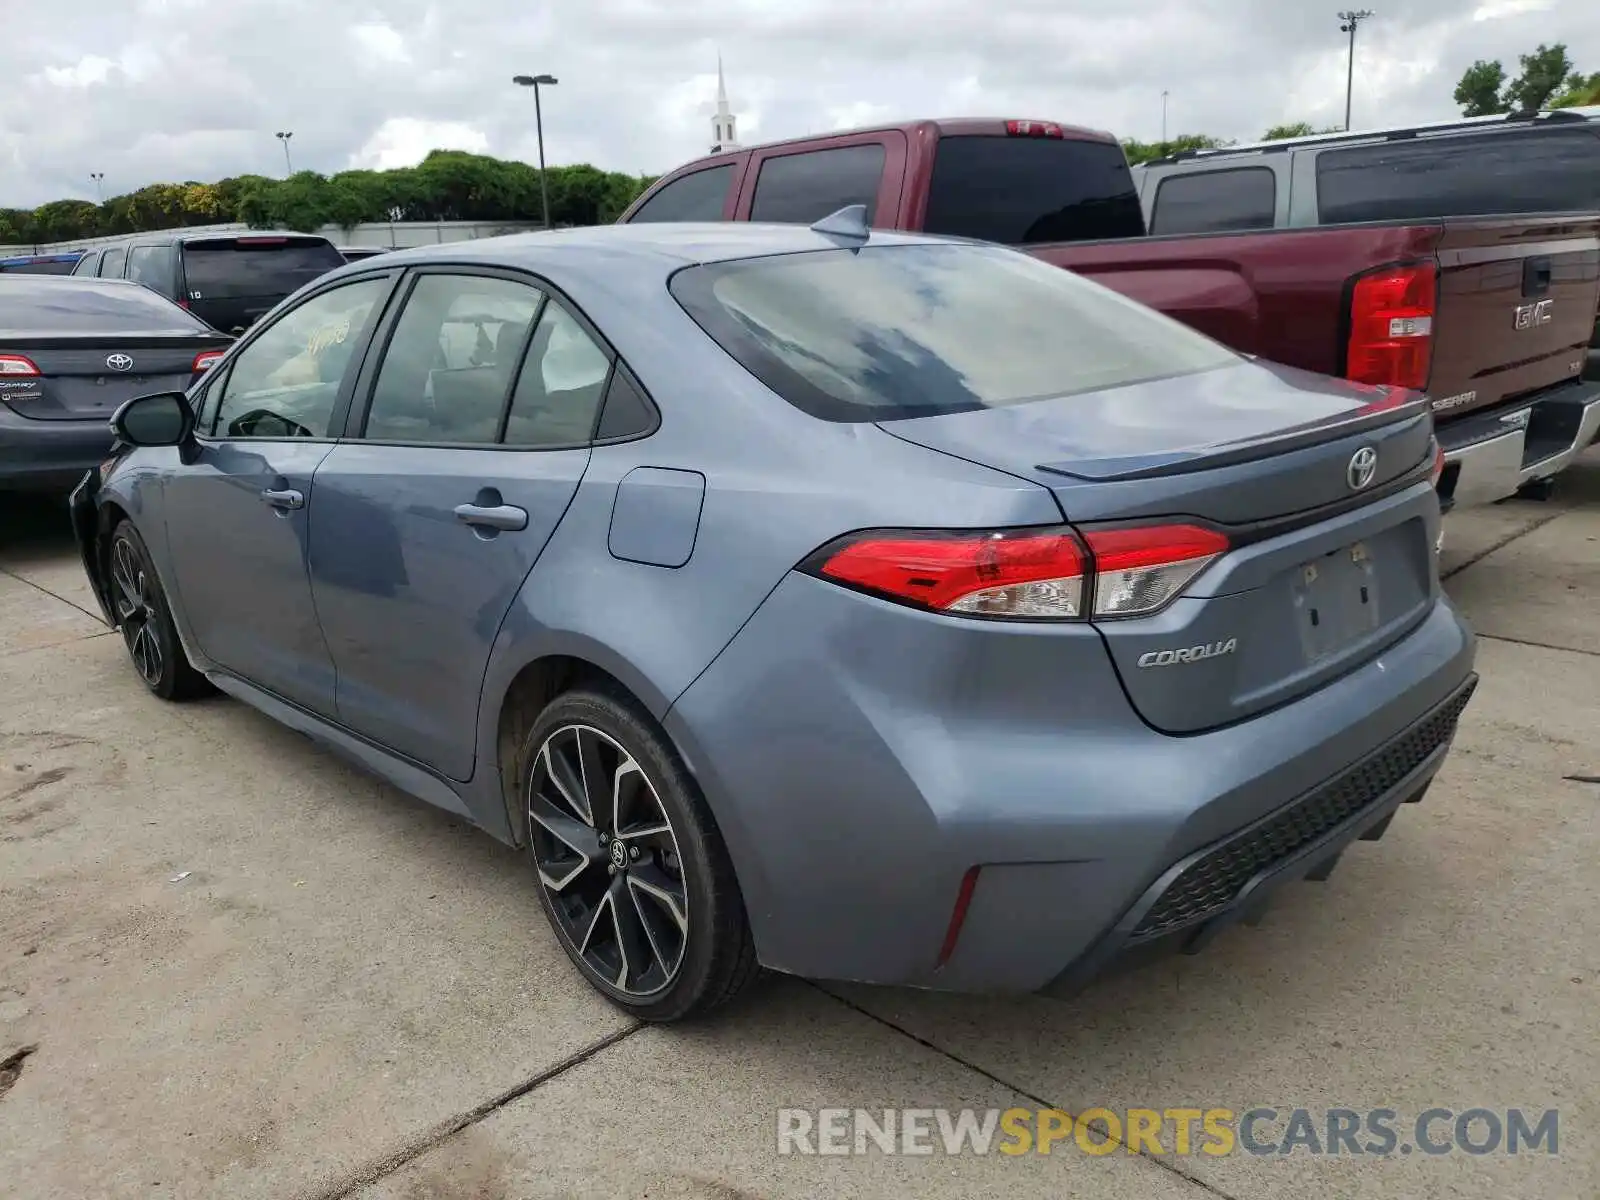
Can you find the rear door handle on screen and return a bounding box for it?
[454,502,528,532]
[260,487,304,510]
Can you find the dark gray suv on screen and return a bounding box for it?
[73,231,346,335]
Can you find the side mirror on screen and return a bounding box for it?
[111,391,194,447]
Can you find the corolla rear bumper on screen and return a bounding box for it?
[1038,674,1475,996]
[1437,378,1600,510]
[665,569,1477,996]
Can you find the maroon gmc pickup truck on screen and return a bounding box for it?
[619,117,1600,511]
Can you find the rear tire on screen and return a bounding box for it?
[518,687,760,1022]
[107,520,213,701]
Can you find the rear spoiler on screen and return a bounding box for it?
[1037,391,1431,482]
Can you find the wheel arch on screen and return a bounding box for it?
[488,645,673,848]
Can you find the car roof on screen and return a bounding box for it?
[0,273,147,292]
[106,230,338,247]
[348,220,964,272]
[1138,107,1599,168]
[655,116,1120,176]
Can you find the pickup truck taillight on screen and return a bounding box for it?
[1345,263,1436,391]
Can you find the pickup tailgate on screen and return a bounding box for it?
[1426,215,1600,418]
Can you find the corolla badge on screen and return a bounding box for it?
[1137,638,1238,668]
[1347,446,1378,491]
[105,353,134,372]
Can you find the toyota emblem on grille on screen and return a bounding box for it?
[105,353,134,372]
[1347,446,1378,491]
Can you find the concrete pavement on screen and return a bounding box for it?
[1,455,1596,1200]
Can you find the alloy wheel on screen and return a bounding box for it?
[528,724,689,998]
[110,536,162,686]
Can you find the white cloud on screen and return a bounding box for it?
[42,55,114,88]
[0,0,1597,206]
[1473,0,1555,21]
[350,22,410,66]
[352,117,489,171]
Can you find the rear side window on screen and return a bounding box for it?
[1151,168,1277,234]
[670,243,1239,422]
[0,257,79,275]
[923,136,1146,245]
[750,144,887,225]
[0,280,211,335]
[127,244,177,291]
[1316,127,1600,223]
[99,247,126,277]
[71,251,100,276]
[627,165,735,223]
[181,237,346,299]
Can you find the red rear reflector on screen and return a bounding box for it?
[192,350,224,373]
[1346,264,1436,391]
[0,354,40,376]
[1084,524,1230,618]
[808,527,1088,620]
[1005,119,1065,138]
[177,299,190,310]
[234,237,288,245]
[935,867,981,969]
[1430,438,1445,489]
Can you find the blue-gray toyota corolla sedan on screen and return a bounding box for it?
[70,219,1477,1021]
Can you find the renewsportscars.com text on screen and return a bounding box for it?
[776,1106,1559,1158]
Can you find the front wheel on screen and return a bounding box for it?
[107,520,213,701]
[519,688,759,1022]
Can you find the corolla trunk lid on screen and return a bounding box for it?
[878,359,1442,734]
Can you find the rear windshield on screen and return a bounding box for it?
[0,280,213,336]
[180,238,345,299]
[669,243,1238,422]
[923,135,1146,245]
[0,257,81,275]
[1316,126,1600,223]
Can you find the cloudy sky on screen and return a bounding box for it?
[2,0,1596,208]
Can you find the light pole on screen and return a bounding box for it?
[90,172,105,203]
[1338,10,1375,132]
[1161,90,1169,144]
[276,131,294,175]
[512,74,558,230]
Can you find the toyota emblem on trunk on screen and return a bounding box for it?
[1347,446,1378,491]
[105,353,134,372]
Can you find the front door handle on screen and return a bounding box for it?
[454,502,528,532]
[260,487,304,510]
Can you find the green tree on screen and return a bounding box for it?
[1454,59,1509,117]
[1120,134,1232,166]
[1552,70,1600,108]
[1505,43,1574,112]
[1262,121,1341,140]
[4,150,664,246]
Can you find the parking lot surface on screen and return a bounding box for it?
[2,456,1596,1200]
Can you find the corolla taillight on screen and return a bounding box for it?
[801,522,1230,621]
[191,350,224,373]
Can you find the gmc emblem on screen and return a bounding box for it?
[1513,299,1554,330]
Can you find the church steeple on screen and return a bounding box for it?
[711,53,740,153]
